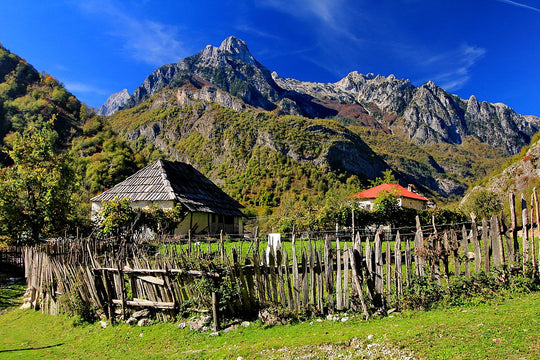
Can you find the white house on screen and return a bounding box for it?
[350,183,429,211]
[91,159,244,235]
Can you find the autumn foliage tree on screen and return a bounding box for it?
[0,121,77,243]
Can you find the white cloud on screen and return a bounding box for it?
[74,0,187,66]
[495,0,540,13]
[63,80,110,96]
[414,45,486,91]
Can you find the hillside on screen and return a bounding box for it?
[107,88,387,219]
[0,44,84,150]
[466,132,540,203]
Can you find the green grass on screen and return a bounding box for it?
[1,283,539,359]
[0,282,25,311]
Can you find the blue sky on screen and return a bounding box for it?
[1,0,539,116]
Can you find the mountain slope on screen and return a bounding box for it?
[108,87,391,209]
[108,36,539,157]
[0,44,84,147]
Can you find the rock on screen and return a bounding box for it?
[188,316,212,331]
[177,322,187,329]
[258,308,281,326]
[19,302,31,310]
[100,320,108,328]
[126,317,138,325]
[223,325,238,333]
[367,334,374,340]
[209,332,220,337]
[341,316,349,322]
[137,318,151,327]
[132,309,150,319]
[241,321,250,328]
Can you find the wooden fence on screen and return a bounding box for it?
[0,246,24,269]
[22,192,540,328]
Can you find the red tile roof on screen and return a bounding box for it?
[350,183,429,202]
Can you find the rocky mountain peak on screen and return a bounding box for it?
[98,89,130,116]
[218,36,256,65]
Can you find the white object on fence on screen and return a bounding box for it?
[266,233,281,263]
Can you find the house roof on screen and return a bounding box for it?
[90,160,244,217]
[350,183,429,202]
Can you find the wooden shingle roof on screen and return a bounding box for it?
[91,160,244,217]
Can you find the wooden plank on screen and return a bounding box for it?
[316,249,324,311]
[414,217,425,277]
[386,235,392,300]
[137,275,165,286]
[111,299,175,309]
[276,250,287,307]
[491,215,501,266]
[394,231,403,298]
[536,189,540,272]
[309,239,316,305]
[495,215,505,265]
[336,238,343,311]
[509,193,519,262]
[451,229,460,276]
[268,251,279,304]
[324,235,334,313]
[405,236,412,287]
[531,189,538,271]
[348,247,369,319]
[301,250,309,306]
[291,232,300,310]
[243,258,256,308]
[374,232,383,309]
[461,225,470,277]
[252,248,265,302]
[343,243,350,309]
[481,218,490,273]
[441,232,450,283]
[470,216,481,273]
[522,194,530,266]
[283,248,293,310]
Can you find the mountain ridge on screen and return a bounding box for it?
[102,36,539,156]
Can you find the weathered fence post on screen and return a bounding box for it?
[336,237,343,311]
[348,247,369,319]
[522,194,530,268]
[509,193,519,262]
[324,235,334,313]
[374,232,384,310]
[470,215,481,273]
[414,216,425,277]
[531,189,538,272]
[394,231,403,299]
[461,225,470,278]
[212,291,219,331]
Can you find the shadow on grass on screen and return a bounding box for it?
[0,281,26,311]
[0,343,63,353]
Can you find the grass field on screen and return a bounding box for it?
[1,282,539,359]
